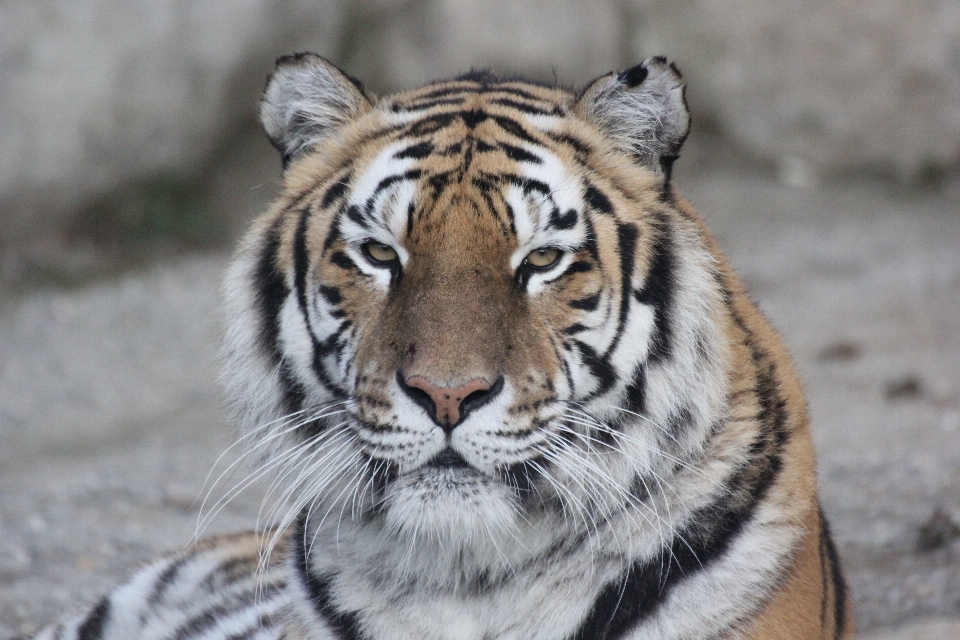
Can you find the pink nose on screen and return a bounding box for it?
[404,376,492,427]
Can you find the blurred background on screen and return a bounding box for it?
[1,1,959,638]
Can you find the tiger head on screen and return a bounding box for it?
[223,55,729,562]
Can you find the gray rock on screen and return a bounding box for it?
[344,0,622,90]
[622,0,960,184]
[859,619,960,640]
[0,0,346,245]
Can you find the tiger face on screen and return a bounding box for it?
[225,55,726,551]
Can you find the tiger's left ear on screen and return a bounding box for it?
[576,57,690,180]
[260,53,373,167]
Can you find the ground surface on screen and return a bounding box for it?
[1,169,959,638]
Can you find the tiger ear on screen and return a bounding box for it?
[576,57,690,178]
[260,53,372,167]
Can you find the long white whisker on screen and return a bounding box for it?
[195,404,352,540]
[255,421,354,534]
[198,416,351,538]
[260,428,359,563]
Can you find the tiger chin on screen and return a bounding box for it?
[30,55,853,640]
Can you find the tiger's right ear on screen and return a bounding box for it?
[260,53,372,167]
[576,57,690,180]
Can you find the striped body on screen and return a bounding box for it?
[29,533,287,640]
[30,56,852,640]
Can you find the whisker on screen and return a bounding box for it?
[195,404,352,540]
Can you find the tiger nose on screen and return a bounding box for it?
[401,375,500,431]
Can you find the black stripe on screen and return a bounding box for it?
[584,185,613,215]
[503,201,518,236]
[570,441,787,638]
[394,141,434,159]
[502,173,551,195]
[77,597,110,640]
[474,139,496,153]
[322,215,342,253]
[344,204,368,229]
[392,96,466,112]
[549,207,578,230]
[820,507,848,638]
[146,555,192,607]
[634,217,674,363]
[491,85,561,103]
[491,97,562,116]
[293,211,313,323]
[330,251,358,271]
[582,214,600,261]
[200,555,262,590]
[255,218,307,412]
[371,169,423,203]
[573,340,617,399]
[295,513,366,640]
[318,285,343,306]
[623,363,646,414]
[401,84,474,102]
[405,201,415,239]
[405,111,458,137]
[565,260,594,275]
[603,223,638,357]
[547,132,592,156]
[321,178,350,209]
[461,109,488,128]
[255,219,288,367]
[428,171,456,199]
[491,115,544,146]
[499,142,542,164]
[570,293,600,311]
[553,334,577,397]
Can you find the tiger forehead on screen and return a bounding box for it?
[387,76,574,114]
[330,82,592,240]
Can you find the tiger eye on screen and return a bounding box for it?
[525,247,562,269]
[362,241,398,264]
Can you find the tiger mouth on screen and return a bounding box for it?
[428,447,471,469]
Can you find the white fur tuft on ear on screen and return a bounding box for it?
[260,53,372,166]
[577,57,690,175]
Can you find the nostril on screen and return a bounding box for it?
[460,376,504,415]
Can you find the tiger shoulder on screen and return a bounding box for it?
[27,54,853,640]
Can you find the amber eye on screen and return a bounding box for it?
[361,241,398,265]
[525,247,562,269]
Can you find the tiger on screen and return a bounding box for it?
[26,54,852,640]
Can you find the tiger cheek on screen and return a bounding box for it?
[352,289,403,380]
[496,296,553,383]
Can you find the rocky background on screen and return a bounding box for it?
[2,1,960,638]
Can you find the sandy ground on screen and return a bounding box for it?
[1,169,959,638]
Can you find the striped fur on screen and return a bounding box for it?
[30,55,852,640]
